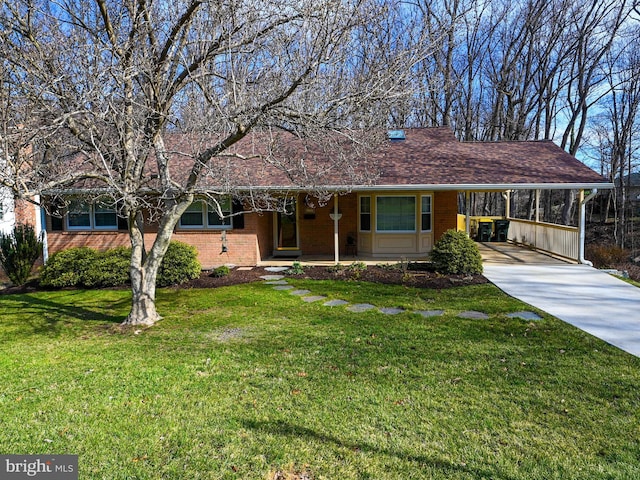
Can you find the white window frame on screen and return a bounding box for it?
[420,195,433,232]
[179,198,233,230]
[375,195,417,233]
[359,196,371,232]
[66,200,118,231]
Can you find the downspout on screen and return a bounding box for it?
[35,195,49,264]
[579,189,598,266]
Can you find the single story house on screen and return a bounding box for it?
[37,127,612,267]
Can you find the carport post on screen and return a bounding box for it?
[465,191,471,236]
[333,194,340,264]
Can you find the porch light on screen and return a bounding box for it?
[329,212,342,221]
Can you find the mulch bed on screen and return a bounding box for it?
[0,265,488,295]
[181,264,488,290]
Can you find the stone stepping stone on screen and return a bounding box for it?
[324,299,349,307]
[290,289,311,296]
[379,307,404,315]
[302,296,327,303]
[347,303,376,313]
[237,266,252,271]
[273,285,294,291]
[416,310,445,318]
[264,280,288,285]
[458,311,490,320]
[265,266,289,273]
[507,311,543,321]
[261,275,285,281]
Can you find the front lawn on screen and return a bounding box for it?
[1,281,639,479]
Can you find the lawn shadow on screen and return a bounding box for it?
[240,418,517,480]
[0,292,128,337]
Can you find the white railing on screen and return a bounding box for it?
[507,218,579,261]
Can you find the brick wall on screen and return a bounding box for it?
[46,212,266,268]
[297,193,358,256]
[433,190,459,241]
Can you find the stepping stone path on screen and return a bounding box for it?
[458,311,490,320]
[507,311,543,321]
[273,285,294,291]
[302,296,327,303]
[290,289,311,296]
[260,275,285,281]
[347,303,376,313]
[324,299,349,307]
[260,274,543,321]
[379,307,404,315]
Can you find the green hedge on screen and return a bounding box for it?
[430,229,483,275]
[40,241,201,288]
[156,241,201,287]
[39,247,99,288]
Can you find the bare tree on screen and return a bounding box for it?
[0,0,424,325]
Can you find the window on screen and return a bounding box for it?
[67,200,91,229]
[376,196,416,232]
[421,195,432,232]
[179,198,233,229]
[180,201,205,227]
[67,200,118,230]
[207,197,232,227]
[359,196,371,231]
[94,202,118,229]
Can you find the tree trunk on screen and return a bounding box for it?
[122,199,192,326]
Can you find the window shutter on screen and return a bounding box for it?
[232,199,245,229]
[117,216,128,230]
[50,215,64,231]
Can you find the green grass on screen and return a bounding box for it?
[1,280,640,479]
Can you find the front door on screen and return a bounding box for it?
[275,199,299,252]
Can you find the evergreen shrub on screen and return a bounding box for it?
[431,229,483,275]
[39,247,98,288]
[83,247,131,287]
[156,241,201,286]
[0,223,43,286]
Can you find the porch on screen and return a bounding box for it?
[258,241,566,267]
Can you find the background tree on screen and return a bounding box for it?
[0,0,426,325]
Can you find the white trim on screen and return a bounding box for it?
[420,195,433,232]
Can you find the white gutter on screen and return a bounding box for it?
[579,189,598,266]
[44,182,615,196]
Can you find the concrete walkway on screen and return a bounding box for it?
[483,263,640,358]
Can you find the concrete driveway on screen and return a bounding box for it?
[484,263,640,358]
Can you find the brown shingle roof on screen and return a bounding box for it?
[199,127,609,190]
[50,127,611,194]
[371,128,609,189]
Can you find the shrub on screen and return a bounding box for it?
[431,229,483,275]
[211,265,230,278]
[83,247,131,287]
[39,247,98,288]
[0,223,43,286]
[287,261,305,275]
[156,241,201,287]
[585,244,629,268]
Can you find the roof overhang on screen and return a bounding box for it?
[229,182,615,192]
[43,182,614,196]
